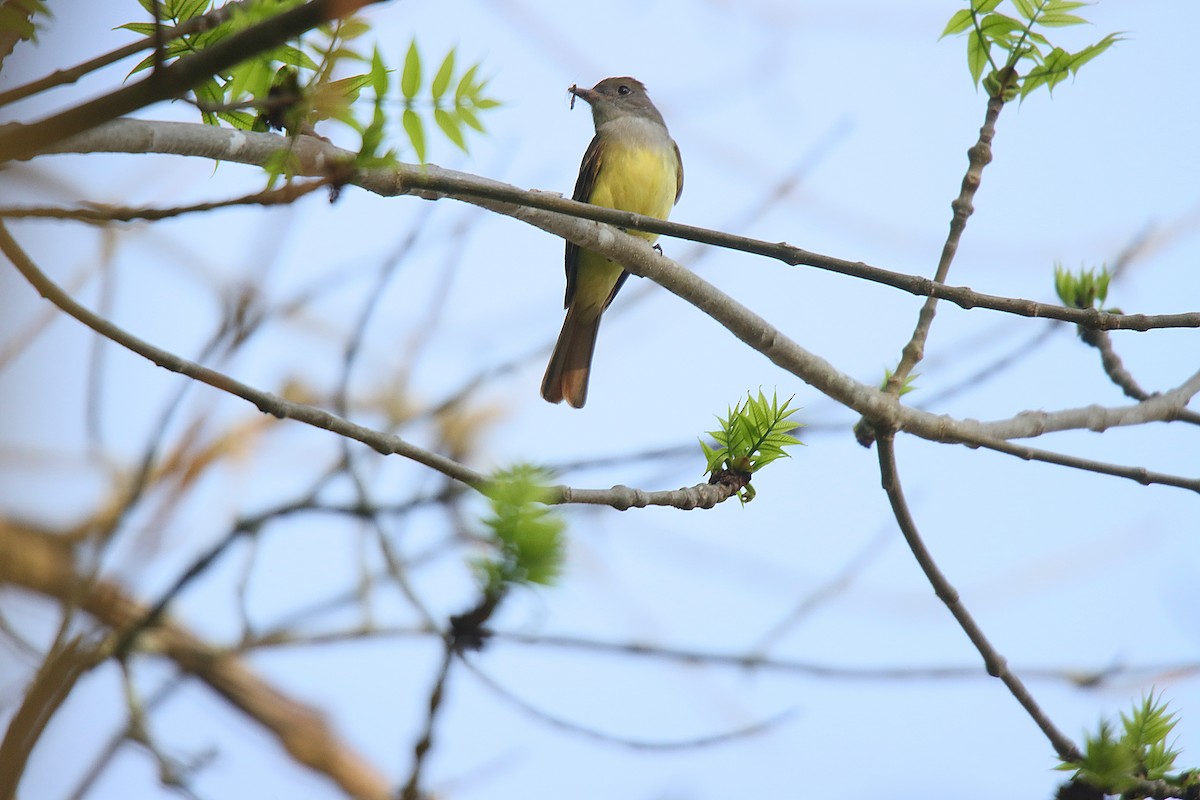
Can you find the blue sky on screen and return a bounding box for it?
[2,2,1199,799]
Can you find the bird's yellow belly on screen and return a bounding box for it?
[589,145,678,242]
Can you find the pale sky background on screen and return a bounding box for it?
[2,2,1199,799]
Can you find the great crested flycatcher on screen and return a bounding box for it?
[540,77,683,408]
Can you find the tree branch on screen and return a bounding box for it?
[0,519,393,800]
[37,120,1200,333]
[875,433,1082,763]
[11,123,1200,488]
[0,219,487,488]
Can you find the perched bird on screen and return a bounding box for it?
[541,77,683,408]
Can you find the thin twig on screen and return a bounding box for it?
[399,646,454,800]
[958,432,1200,493]
[875,433,1081,762]
[1078,327,1200,426]
[891,92,1006,385]
[0,178,336,224]
[460,657,795,750]
[0,220,486,487]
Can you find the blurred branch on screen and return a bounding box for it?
[0,177,339,224]
[1,220,749,511]
[240,624,1200,689]
[461,657,794,750]
[0,219,487,488]
[399,648,454,800]
[0,518,393,800]
[0,635,102,800]
[875,433,1082,763]
[489,631,1200,688]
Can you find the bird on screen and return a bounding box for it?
[541,77,683,408]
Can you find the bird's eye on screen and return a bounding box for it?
[617,84,631,95]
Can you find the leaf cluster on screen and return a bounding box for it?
[399,40,499,163]
[1058,692,1196,795]
[116,1,498,169]
[700,390,804,504]
[941,0,1121,100]
[1054,264,1112,311]
[474,465,565,596]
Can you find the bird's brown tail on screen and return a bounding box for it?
[541,304,601,408]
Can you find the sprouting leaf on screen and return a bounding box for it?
[942,0,1118,98]
[699,390,804,504]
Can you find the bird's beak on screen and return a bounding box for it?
[568,84,599,109]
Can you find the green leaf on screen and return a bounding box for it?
[116,21,159,36]
[401,39,421,100]
[216,110,256,130]
[338,17,371,39]
[456,63,479,103]
[403,107,426,162]
[360,103,386,161]
[0,8,34,39]
[273,44,320,72]
[1012,0,1036,20]
[432,48,455,101]
[1038,12,1087,27]
[699,389,804,503]
[474,465,565,592]
[972,0,1003,12]
[940,9,973,37]
[226,58,272,102]
[435,108,467,151]
[369,45,388,97]
[127,51,158,76]
[457,104,484,132]
[192,76,224,126]
[966,28,990,85]
[1066,32,1122,73]
[174,0,209,21]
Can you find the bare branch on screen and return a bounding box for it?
[875,433,1081,762]
[889,94,1006,390]
[0,219,487,488]
[0,178,337,224]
